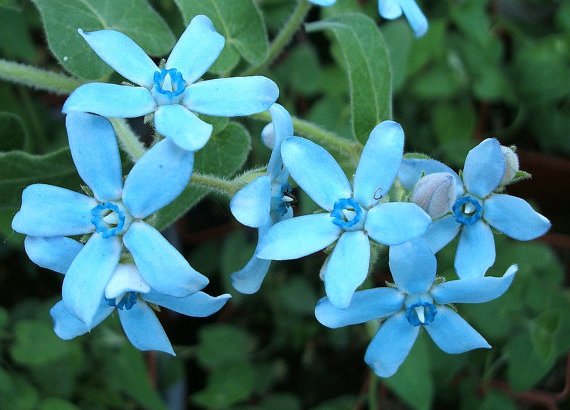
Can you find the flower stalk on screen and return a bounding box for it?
[0,59,82,95]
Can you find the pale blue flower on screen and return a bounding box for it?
[256,121,431,308]
[229,104,294,294]
[399,138,551,278]
[12,112,207,326]
[315,238,517,377]
[63,15,279,152]
[308,0,428,37]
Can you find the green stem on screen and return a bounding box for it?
[253,111,362,161]
[110,119,147,162]
[191,168,266,197]
[368,370,378,410]
[240,0,312,76]
[0,59,82,95]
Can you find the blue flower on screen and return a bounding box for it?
[399,138,551,278]
[256,121,431,308]
[315,238,517,377]
[62,15,279,152]
[229,104,295,294]
[308,0,428,37]
[12,112,207,326]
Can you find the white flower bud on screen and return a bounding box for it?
[411,172,456,219]
[500,145,520,185]
[261,123,275,149]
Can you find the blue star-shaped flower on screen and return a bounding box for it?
[256,120,431,308]
[12,112,207,326]
[63,15,279,152]
[308,0,428,37]
[316,238,517,377]
[229,104,294,294]
[399,138,551,278]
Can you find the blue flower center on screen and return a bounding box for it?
[91,202,130,238]
[331,198,364,230]
[153,68,186,104]
[106,292,138,310]
[274,183,294,216]
[405,302,437,326]
[452,195,483,225]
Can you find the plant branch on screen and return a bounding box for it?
[0,59,82,95]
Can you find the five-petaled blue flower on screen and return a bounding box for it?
[63,15,279,152]
[399,138,551,278]
[308,0,428,37]
[229,104,295,294]
[256,120,431,308]
[12,112,207,326]
[315,238,517,377]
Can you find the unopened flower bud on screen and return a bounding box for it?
[411,172,456,219]
[500,145,519,185]
[261,123,275,149]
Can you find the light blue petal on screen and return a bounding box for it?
[364,313,419,378]
[455,221,495,279]
[122,139,194,219]
[398,158,462,194]
[281,137,352,211]
[24,236,83,274]
[79,29,158,88]
[66,112,123,202]
[389,238,436,294]
[432,264,517,305]
[63,83,156,118]
[378,0,403,18]
[315,287,404,328]
[154,104,213,152]
[230,176,271,228]
[425,306,490,354]
[119,301,175,355]
[166,15,225,84]
[256,214,341,260]
[123,222,208,297]
[484,194,551,241]
[231,255,272,294]
[398,0,429,37]
[308,0,336,6]
[62,234,122,326]
[323,231,371,309]
[463,138,504,197]
[266,104,294,180]
[423,214,461,253]
[183,77,279,116]
[12,184,96,237]
[353,121,404,208]
[51,299,113,340]
[144,291,231,317]
[365,202,431,246]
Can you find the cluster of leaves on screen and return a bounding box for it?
[0,0,568,409]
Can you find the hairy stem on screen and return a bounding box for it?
[0,59,82,95]
[110,119,147,162]
[241,0,312,76]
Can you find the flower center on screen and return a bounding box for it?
[331,198,365,231]
[271,183,295,217]
[90,202,131,238]
[452,195,483,225]
[152,68,186,104]
[106,291,138,310]
[405,302,437,326]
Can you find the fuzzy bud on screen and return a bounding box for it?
[500,145,520,185]
[411,172,456,219]
[261,123,275,149]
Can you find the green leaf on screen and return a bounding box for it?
[38,398,80,410]
[0,147,80,211]
[0,366,12,394]
[307,13,392,144]
[0,112,27,151]
[153,121,251,230]
[0,8,36,62]
[174,0,268,74]
[10,320,70,366]
[530,310,560,362]
[192,362,255,409]
[0,0,20,11]
[0,376,38,410]
[385,333,433,410]
[381,21,413,92]
[432,100,475,166]
[31,0,175,79]
[196,324,252,369]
